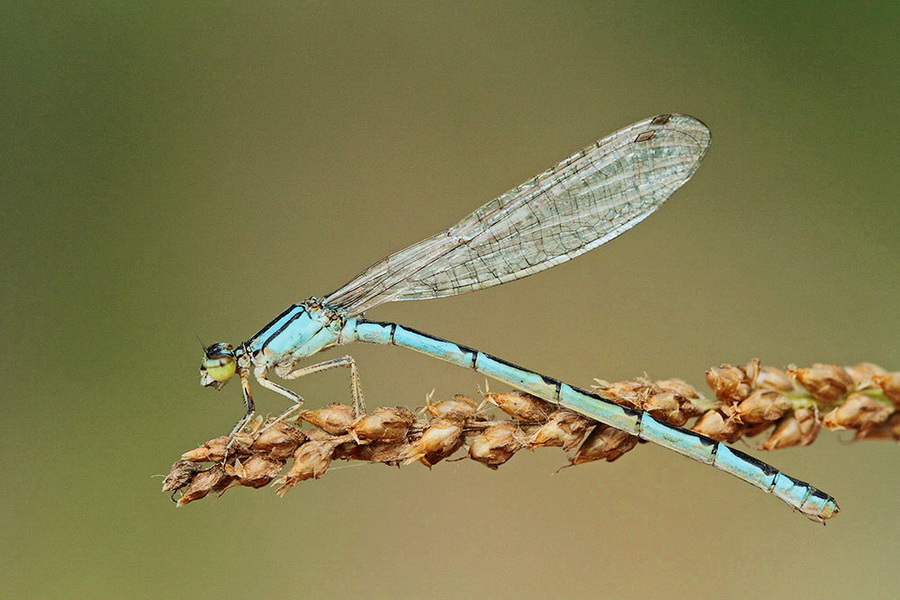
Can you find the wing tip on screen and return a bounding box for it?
[653,113,712,150]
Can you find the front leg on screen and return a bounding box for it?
[226,367,258,450]
[227,368,256,434]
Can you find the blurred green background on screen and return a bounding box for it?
[2,2,897,598]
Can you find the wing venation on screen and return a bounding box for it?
[325,114,711,316]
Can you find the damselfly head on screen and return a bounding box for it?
[200,342,236,390]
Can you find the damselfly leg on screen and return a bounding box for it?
[250,355,367,438]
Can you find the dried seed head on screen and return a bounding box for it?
[739,358,761,386]
[275,438,340,495]
[735,390,793,424]
[248,420,307,459]
[162,460,203,492]
[789,364,854,403]
[691,409,743,443]
[226,455,286,488]
[303,428,335,442]
[350,406,416,443]
[592,379,645,405]
[177,465,236,506]
[423,394,480,418]
[654,378,701,400]
[486,391,556,422]
[762,408,820,450]
[403,412,467,467]
[341,440,410,465]
[653,380,704,418]
[528,410,593,451]
[845,363,886,390]
[180,436,235,463]
[706,365,752,404]
[756,366,795,392]
[169,357,897,507]
[569,425,638,465]
[854,412,900,441]
[822,393,893,431]
[468,423,523,469]
[741,421,775,438]
[299,403,356,435]
[872,372,900,405]
[641,390,692,426]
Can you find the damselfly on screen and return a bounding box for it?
[199,114,838,521]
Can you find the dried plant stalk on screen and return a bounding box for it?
[164,360,898,505]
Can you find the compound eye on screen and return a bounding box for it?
[201,343,236,384]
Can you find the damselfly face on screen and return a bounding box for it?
[200,342,236,390]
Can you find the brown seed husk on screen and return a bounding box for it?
[485,391,555,422]
[822,393,893,431]
[706,365,751,404]
[247,420,307,459]
[226,455,286,488]
[275,437,343,495]
[844,363,887,390]
[735,390,792,424]
[592,379,644,406]
[528,410,593,451]
[423,394,481,418]
[756,367,795,392]
[854,412,900,441]
[404,412,467,467]
[790,364,854,403]
[570,425,638,465]
[641,390,692,426]
[177,465,236,506]
[742,421,775,438]
[763,408,820,450]
[349,406,416,443]
[180,436,234,463]
[163,460,203,492]
[691,409,743,443]
[468,422,522,469]
[655,378,702,400]
[299,403,356,435]
[340,440,410,465]
[872,372,900,405]
[739,359,761,387]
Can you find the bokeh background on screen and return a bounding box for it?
[2,2,897,599]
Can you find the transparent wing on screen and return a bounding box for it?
[325,114,711,316]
